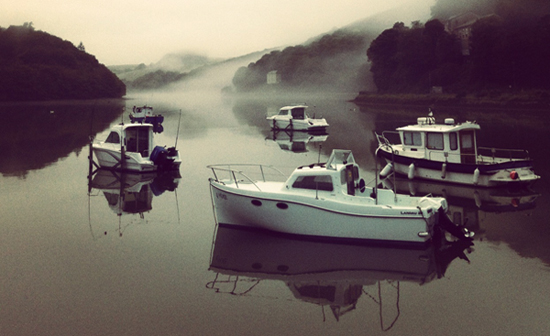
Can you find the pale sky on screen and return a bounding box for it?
[2,0,433,65]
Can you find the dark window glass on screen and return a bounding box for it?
[292,175,333,191]
[427,133,444,150]
[105,132,120,144]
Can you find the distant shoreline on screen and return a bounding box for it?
[353,91,550,111]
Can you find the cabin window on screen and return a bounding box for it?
[291,108,305,120]
[105,132,120,144]
[450,133,458,150]
[404,132,422,146]
[278,110,289,116]
[125,127,150,156]
[461,133,473,149]
[427,133,444,150]
[292,175,333,191]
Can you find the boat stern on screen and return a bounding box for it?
[488,165,540,186]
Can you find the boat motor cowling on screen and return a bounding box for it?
[151,146,177,169]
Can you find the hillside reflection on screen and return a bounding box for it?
[0,100,124,177]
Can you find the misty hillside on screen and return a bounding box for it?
[230,1,431,94]
[0,23,125,102]
[118,0,430,93]
[431,0,550,21]
[109,53,219,91]
[110,53,218,82]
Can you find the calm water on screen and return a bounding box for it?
[1,93,549,336]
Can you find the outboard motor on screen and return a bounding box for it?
[437,208,474,241]
[151,146,177,170]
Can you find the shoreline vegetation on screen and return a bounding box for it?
[353,91,550,110]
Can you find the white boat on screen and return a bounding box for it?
[129,105,164,133]
[375,114,540,187]
[92,123,181,172]
[266,105,329,133]
[208,149,471,245]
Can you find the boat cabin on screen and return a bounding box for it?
[132,106,154,118]
[103,124,154,158]
[285,150,362,196]
[396,117,481,164]
[277,105,308,120]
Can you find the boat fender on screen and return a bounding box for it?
[510,170,518,180]
[380,163,393,177]
[473,168,480,185]
[441,163,447,179]
[408,163,415,180]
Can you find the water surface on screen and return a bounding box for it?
[0,94,549,336]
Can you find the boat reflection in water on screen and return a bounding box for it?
[207,225,473,326]
[266,129,328,153]
[87,169,180,237]
[379,176,539,237]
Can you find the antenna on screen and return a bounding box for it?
[175,109,182,149]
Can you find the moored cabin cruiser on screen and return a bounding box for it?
[208,149,472,245]
[266,105,329,133]
[129,105,164,133]
[375,114,540,187]
[92,123,181,172]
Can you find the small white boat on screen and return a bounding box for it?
[129,105,164,132]
[92,123,181,172]
[208,149,470,245]
[266,105,329,133]
[375,114,540,187]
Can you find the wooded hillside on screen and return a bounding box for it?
[0,24,126,101]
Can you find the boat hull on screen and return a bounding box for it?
[377,147,539,187]
[92,146,181,172]
[268,118,328,133]
[209,181,439,245]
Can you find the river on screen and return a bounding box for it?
[0,91,549,336]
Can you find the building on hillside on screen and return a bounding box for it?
[267,70,281,85]
[445,12,500,56]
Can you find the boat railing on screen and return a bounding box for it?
[376,132,400,156]
[427,147,531,164]
[207,164,287,191]
[477,147,531,162]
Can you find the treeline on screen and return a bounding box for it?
[232,30,372,92]
[366,0,550,94]
[366,15,550,94]
[0,24,126,101]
